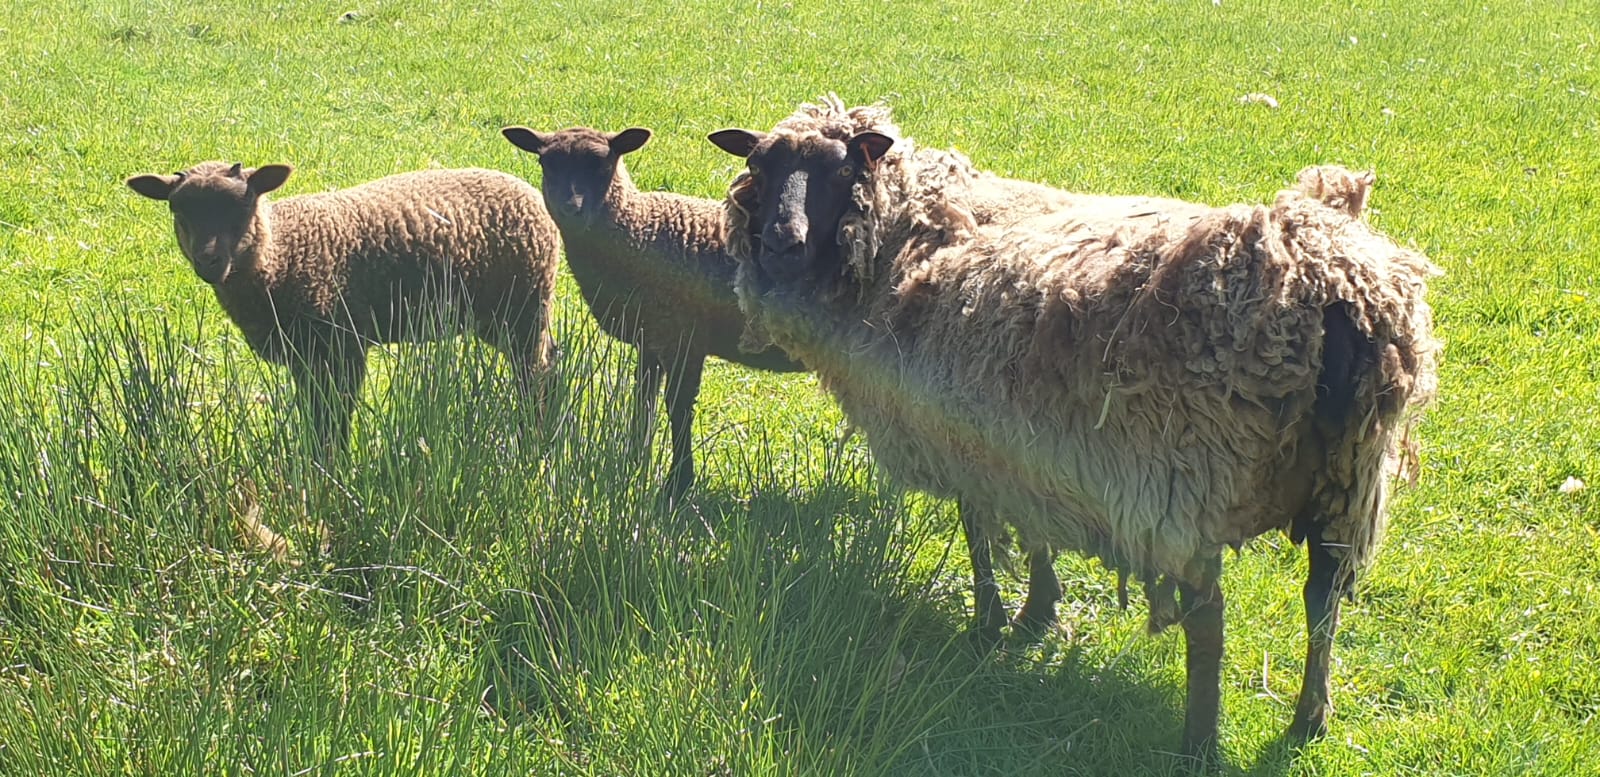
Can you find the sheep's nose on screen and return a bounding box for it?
[761,221,805,255]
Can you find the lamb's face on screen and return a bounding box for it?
[709,128,893,292]
[126,161,291,285]
[501,126,650,226]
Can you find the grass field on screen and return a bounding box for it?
[2,0,1598,774]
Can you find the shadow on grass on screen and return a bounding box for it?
[1240,731,1313,777]
[469,471,1286,776]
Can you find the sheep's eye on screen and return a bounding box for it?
[836,164,855,179]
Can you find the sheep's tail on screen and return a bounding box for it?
[1298,294,1436,584]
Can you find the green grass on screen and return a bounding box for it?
[1,0,1598,774]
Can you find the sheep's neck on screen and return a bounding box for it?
[560,175,742,324]
[208,209,293,361]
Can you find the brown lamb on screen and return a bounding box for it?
[126,162,561,448]
[499,124,808,500]
[711,95,1439,766]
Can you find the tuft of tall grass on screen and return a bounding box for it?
[0,305,1010,775]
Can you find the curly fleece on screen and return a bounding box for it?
[726,98,1440,616]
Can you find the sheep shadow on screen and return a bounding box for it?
[474,476,1307,775]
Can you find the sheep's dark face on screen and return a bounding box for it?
[501,126,650,226]
[709,128,893,292]
[126,162,291,285]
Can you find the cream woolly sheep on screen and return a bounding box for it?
[711,97,1439,764]
[713,96,1164,644]
[498,124,807,500]
[126,162,561,449]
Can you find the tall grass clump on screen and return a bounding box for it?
[0,304,1031,775]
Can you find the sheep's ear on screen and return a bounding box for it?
[847,131,895,170]
[246,164,293,194]
[708,129,765,158]
[501,126,550,155]
[610,127,652,155]
[126,174,179,201]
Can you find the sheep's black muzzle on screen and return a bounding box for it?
[192,255,231,285]
[754,243,812,290]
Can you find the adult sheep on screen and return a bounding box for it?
[126,162,561,449]
[498,125,807,500]
[715,96,1206,645]
[709,98,1439,764]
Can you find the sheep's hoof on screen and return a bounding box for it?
[1286,703,1330,744]
[654,481,693,513]
[965,625,1004,653]
[658,472,694,510]
[1009,606,1058,643]
[1178,735,1220,774]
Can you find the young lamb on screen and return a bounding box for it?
[710,97,1439,764]
[498,124,808,500]
[126,162,561,449]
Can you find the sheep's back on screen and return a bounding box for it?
[795,194,1435,582]
[267,168,559,341]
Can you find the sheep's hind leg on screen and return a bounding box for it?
[1289,525,1349,743]
[488,310,560,429]
[662,354,705,502]
[1178,570,1225,769]
[1011,549,1061,640]
[959,501,1008,647]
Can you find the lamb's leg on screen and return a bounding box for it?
[291,347,367,456]
[662,354,705,501]
[522,329,561,428]
[631,352,665,455]
[1289,526,1349,743]
[959,500,1007,646]
[489,312,560,427]
[1178,571,1225,768]
[1011,549,1061,639]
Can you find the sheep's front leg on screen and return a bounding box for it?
[503,327,561,430]
[662,354,705,501]
[1178,571,1225,768]
[291,346,367,456]
[1011,549,1061,639]
[1289,526,1349,742]
[630,351,665,455]
[959,500,1008,645]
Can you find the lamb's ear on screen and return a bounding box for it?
[708,129,765,158]
[501,126,548,155]
[847,131,895,170]
[610,127,652,155]
[125,174,180,201]
[246,164,293,194]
